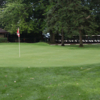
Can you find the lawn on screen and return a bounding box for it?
[0,42,100,100]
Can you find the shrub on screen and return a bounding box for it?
[0,37,8,42]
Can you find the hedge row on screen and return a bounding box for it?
[0,38,8,42]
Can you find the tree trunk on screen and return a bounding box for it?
[61,30,65,46]
[79,30,83,47]
[56,33,59,45]
[39,31,43,41]
[50,32,55,44]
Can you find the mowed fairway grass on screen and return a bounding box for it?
[0,42,100,100]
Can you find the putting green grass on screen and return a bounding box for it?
[0,42,100,67]
[0,42,100,100]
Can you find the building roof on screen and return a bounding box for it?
[0,28,8,33]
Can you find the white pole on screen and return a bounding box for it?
[19,36,20,57]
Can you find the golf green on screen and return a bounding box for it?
[0,43,100,67]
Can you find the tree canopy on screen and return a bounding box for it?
[0,0,46,34]
[44,0,98,46]
[0,0,100,46]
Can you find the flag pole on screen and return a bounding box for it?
[18,36,20,57]
[17,27,20,57]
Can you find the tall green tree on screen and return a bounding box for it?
[43,0,57,44]
[44,0,98,46]
[81,0,100,34]
[66,0,98,47]
[0,0,47,40]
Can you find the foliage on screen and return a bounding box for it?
[44,0,98,46]
[80,0,100,34]
[0,0,47,34]
[0,37,7,42]
[0,0,99,44]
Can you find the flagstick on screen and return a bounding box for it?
[17,27,20,57]
[18,36,20,57]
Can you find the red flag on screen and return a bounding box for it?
[17,28,20,37]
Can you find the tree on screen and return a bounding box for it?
[0,0,48,41]
[44,0,67,45]
[44,0,98,46]
[86,0,100,34]
[43,0,57,44]
[0,0,31,33]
